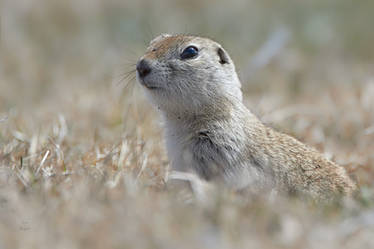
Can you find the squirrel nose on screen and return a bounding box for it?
[136,59,152,78]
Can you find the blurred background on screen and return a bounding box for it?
[2,0,374,175]
[1,0,374,248]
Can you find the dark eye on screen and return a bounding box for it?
[180,46,199,60]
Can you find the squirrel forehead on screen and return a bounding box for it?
[144,35,216,59]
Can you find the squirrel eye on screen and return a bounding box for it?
[180,46,199,60]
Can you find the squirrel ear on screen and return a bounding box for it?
[217,47,230,64]
[150,33,172,46]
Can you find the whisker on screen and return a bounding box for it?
[117,75,134,89]
[125,74,137,91]
[126,75,137,88]
[120,62,137,68]
[116,69,136,86]
[119,68,136,78]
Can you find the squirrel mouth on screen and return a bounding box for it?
[144,85,159,90]
[138,78,160,90]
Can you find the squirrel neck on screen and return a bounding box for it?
[161,95,257,137]
[163,95,233,121]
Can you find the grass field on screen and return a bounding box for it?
[1,0,374,248]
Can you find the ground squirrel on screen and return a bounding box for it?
[136,34,356,200]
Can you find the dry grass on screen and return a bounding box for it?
[1,0,374,248]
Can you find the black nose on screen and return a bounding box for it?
[136,59,152,78]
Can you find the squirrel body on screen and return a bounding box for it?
[136,34,356,199]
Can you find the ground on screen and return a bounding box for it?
[1,0,374,248]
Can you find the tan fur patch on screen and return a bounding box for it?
[145,35,192,59]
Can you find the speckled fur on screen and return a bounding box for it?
[136,34,356,200]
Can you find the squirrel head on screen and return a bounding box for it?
[136,34,243,116]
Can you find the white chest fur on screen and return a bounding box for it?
[163,117,272,191]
